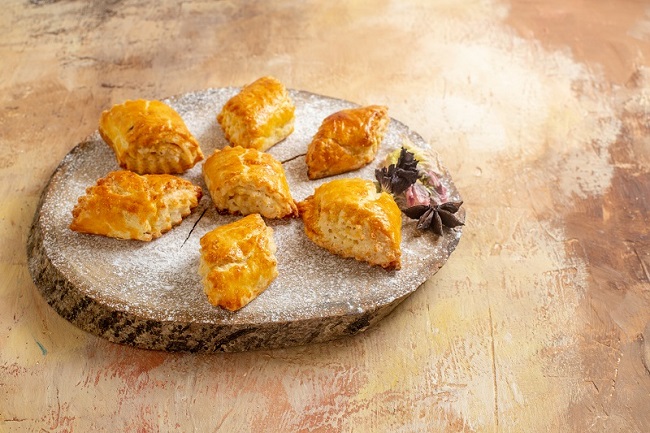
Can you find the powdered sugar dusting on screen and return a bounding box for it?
[36,88,463,332]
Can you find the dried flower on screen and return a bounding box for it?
[377,146,464,235]
[375,147,419,195]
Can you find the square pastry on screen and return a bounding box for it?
[99,99,204,174]
[199,214,278,311]
[202,146,298,219]
[297,177,402,270]
[69,170,202,241]
[306,105,389,179]
[217,76,295,151]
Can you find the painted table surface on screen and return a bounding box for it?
[1,0,649,431]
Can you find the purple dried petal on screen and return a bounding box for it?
[397,147,418,172]
[405,183,431,208]
[428,171,448,201]
[391,169,418,195]
[375,149,420,196]
[375,166,393,193]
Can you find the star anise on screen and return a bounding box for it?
[403,201,464,236]
[375,147,419,195]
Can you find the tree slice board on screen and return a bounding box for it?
[27,88,464,352]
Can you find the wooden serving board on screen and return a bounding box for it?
[27,88,464,352]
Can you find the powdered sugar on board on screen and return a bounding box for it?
[33,88,463,342]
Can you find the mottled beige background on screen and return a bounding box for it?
[2,0,650,431]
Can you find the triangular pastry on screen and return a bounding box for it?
[199,214,278,311]
[217,76,295,151]
[99,99,204,174]
[297,178,402,270]
[202,146,298,219]
[70,170,202,241]
[305,105,389,180]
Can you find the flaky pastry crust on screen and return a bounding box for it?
[297,178,402,270]
[99,99,204,174]
[202,146,298,219]
[306,105,389,180]
[217,76,295,151]
[199,214,278,311]
[69,170,202,241]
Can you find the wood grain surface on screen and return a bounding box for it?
[2,0,650,431]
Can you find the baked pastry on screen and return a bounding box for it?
[297,178,402,270]
[217,76,295,151]
[305,105,389,179]
[70,170,202,241]
[199,214,278,311]
[99,99,204,174]
[202,146,298,219]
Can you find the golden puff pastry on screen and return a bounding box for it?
[217,76,295,151]
[297,178,402,270]
[202,146,298,219]
[305,105,389,180]
[199,214,278,311]
[99,99,204,174]
[70,170,202,241]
